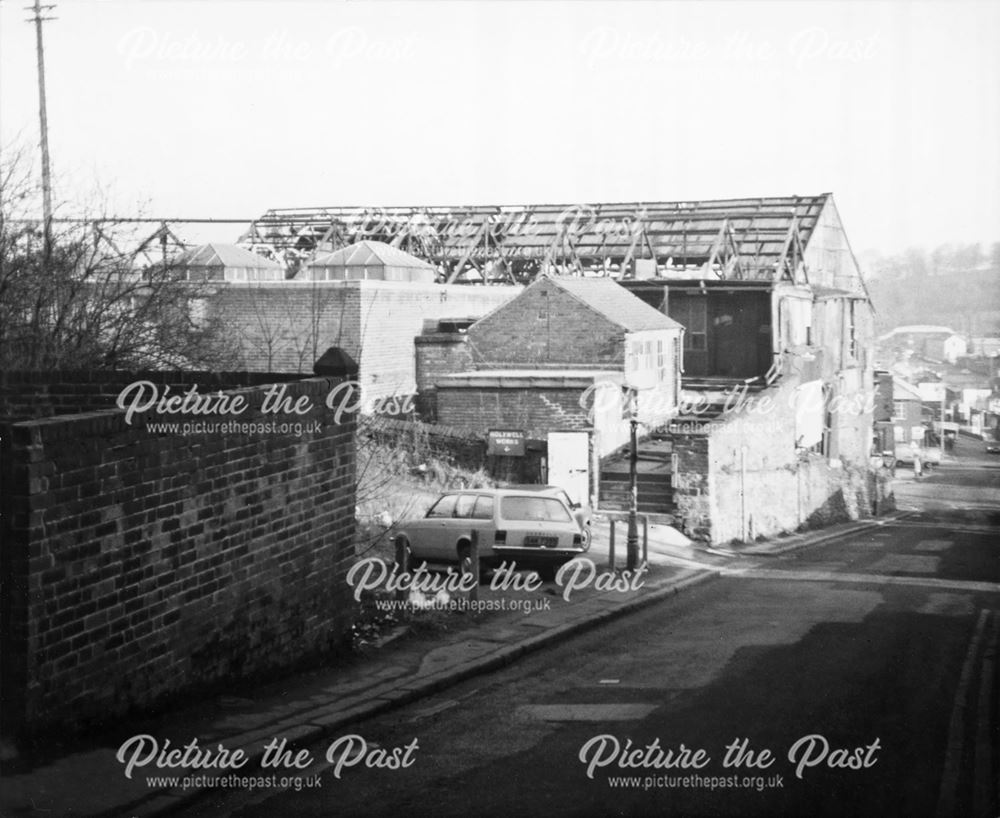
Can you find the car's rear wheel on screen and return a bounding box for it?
[536,564,558,583]
[457,541,472,573]
[581,523,592,550]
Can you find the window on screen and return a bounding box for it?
[676,298,707,352]
[188,298,208,328]
[426,495,458,518]
[471,495,494,520]
[625,340,639,374]
[500,496,573,523]
[454,494,476,518]
[847,301,857,360]
[891,400,906,421]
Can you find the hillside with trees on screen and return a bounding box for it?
[862,243,1000,335]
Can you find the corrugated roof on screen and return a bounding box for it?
[548,276,684,332]
[310,240,436,270]
[175,243,283,269]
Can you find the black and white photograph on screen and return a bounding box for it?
[1,1,998,816]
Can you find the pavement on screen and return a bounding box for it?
[0,515,888,818]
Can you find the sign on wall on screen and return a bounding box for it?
[487,429,526,456]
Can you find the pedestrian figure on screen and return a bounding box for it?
[913,448,922,479]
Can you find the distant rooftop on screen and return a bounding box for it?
[880,325,958,339]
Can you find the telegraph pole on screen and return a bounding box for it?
[26,0,56,254]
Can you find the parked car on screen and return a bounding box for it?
[986,443,1000,455]
[396,488,590,581]
[507,484,593,548]
[895,441,941,469]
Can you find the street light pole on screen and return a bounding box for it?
[627,391,639,571]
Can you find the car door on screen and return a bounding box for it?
[468,493,497,558]
[417,493,460,560]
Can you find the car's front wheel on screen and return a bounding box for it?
[580,523,592,551]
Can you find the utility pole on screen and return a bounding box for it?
[25,0,56,254]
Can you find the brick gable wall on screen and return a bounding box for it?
[467,279,624,367]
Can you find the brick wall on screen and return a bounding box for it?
[0,370,302,422]
[467,278,623,367]
[414,333,473,420]
[355,282,516,405]
[436,385,593,439]
[0,373,356,733]
[211,280,517,406]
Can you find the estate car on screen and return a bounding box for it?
[395,487,590,580]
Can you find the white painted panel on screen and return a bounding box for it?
[547,431,590,506]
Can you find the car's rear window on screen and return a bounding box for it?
[500,496,573,523]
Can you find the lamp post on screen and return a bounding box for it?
[626,388,639,570]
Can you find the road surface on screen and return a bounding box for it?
[176,444,999,818]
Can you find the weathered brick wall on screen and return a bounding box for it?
[0,370,301,422]
[413,333,473,420]
[467,278,623,367]
[0,374,356,733]
[211,280,516,405]
[436,386,592,439]
[355,281,516,404]
[211,281,358,373]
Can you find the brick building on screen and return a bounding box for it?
[416,275,683,502]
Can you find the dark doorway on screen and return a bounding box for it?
[668,290,771,379]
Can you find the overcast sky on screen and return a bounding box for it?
[1,0,998,255]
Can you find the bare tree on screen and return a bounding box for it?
[0,145,239,370]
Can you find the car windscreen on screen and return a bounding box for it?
[500,496,573,523]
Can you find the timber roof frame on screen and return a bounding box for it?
[240,194,833,285]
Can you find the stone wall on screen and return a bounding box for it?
[0,371,356,734]
[670,435,712,541]
[704,376,877,544]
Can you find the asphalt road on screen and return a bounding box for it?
[178,448,1000,818]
